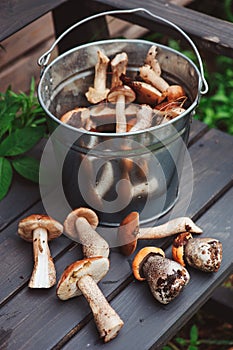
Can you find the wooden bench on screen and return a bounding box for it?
[0,1,233,349]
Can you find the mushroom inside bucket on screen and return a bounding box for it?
[38,39,201,227]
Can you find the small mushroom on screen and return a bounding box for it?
[64,207,109,258]
[57,257,124,342]
[132,247,190,304]
[145,45,161,75]
[110,52,128,88]
[172,232,223,272]
[130,104,153,132]
[117,212,203,256]
[107,85,136,133]
[85,50,110,104]
[18,214,63,288]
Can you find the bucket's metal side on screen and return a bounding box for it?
[38,39,199,226]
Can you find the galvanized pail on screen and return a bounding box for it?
[38,8,208,227]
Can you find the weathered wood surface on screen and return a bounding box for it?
[0,121,232,350]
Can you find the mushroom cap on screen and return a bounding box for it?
[107,85,136,104]
[56,257,109,300]
[132,246,165,281]
[60,108,90,128]
[164,85,186,101]
[185,237,223,272]
[172,232,193,266]
[18,214,63,242]
[64,207,99,240]
[117,211,140,256]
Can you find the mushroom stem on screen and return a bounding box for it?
[115,94,127,133]
[133,176,158,198]
[95,162,114,199]
[29,227,56,288]
[75,217,109,258]
[130,104,153,132]
[139,217,203,239]
[77,274,124,342]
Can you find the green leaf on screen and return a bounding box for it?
[188,346,198,350]
[12,156,40,183]
[190,325,198,344]
[0,157,13,200]
[0,126,45,156]
[175,337,187,345]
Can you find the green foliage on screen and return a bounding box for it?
[163,324,233,349]
[0,78,47,200]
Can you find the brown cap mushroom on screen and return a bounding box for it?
[117,212,203,256]
[57,257,124,342]
[85,50,110,104]
[60,107,92,130]
[120,74,164,106]
[132,247,190,304]
[172,232,223,272]
[107,85,136,133]
[64,207,109,258]
[18,214,63,288]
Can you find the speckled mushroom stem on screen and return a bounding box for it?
[95,161,114,199]
[115,94,127,133]
[29,227,56,288]
[77,274,124,342]
[139,217,203,239]
[75,217,109,258]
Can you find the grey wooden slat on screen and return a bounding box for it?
[87,0,233,57]
[61,186,233,350]
[0,126,232,350]
[0,120,204,304]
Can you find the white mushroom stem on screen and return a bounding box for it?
[29,227,56,288]
[95,161,114,199]
[130,104,153,131]
[115,94,127,133]
[133,177,159,198]
[75,217,109,258]
[77,274,124,343]
[85,50,110,104]
[145,45,161,75]
[138,217,203,239]
[110,52,128,88]
[140,64,170,92]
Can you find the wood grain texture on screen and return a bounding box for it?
[59,187,233,350]
[87,0,233,57]
[0,124,232,350]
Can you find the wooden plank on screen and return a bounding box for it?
[0,121,207,301]
[0,126,233,349]
[0,0,66,41]
[0,36,57,93]
[86,0,233,57]
[58,186,233,350]
[0,13,55,70]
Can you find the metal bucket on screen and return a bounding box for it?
[38,8,208,227]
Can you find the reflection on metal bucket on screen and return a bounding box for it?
[38,9,207,227]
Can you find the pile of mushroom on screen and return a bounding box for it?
[17,207,223,341]
[60,45,188,133]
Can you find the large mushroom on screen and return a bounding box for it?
[18,214,63,288]
[130,104,154,132]
[85,50,110,104]
[172,232,223,272]
[132,246,190,304]
[60,107,92,130]
[57,257,124,342]
[117,212,203,256]
[64,207,109,258]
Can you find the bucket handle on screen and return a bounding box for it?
[38,7,208,94]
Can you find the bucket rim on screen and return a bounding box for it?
[38,38,201,137]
